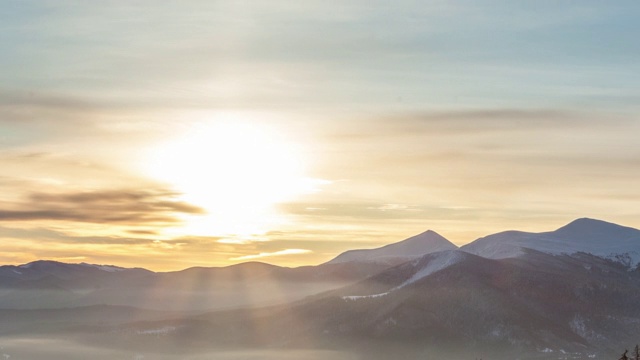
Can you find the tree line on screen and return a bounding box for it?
[619,345,640,360]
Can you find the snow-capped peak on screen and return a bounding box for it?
[327,230,458,264]
[461,218,640,267]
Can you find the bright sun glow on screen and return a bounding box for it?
[143,113,318,238]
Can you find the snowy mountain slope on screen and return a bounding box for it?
[400,250,467,287]
[341,250,470,300]
[336,250,480,299]
[326,230,458,265]
[461,218,640,266]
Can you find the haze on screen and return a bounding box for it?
[1,1,640,270]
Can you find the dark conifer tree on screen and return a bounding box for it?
[620,349,629,360]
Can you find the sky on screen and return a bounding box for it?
[1,1,639,270]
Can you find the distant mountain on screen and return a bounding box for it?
[0,260,149,281]
[101,249,640,359]
[1,218,639,313]
[0,261,154,309]
[461,218,640,267]
[326,230,458,265]
[0,259,392,310]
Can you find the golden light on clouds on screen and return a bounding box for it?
[142,112,323,239]
[229,248,313,261]
[2,2,640,270]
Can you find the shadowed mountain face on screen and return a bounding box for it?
[0,259,393,311]
[96,250,640,359]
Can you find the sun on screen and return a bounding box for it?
[142,112,316,238]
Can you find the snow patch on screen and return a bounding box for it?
[136,326,176,335]
[342,251,468,300]
[82,263,125,272]
[570,315,604,341]
[399,251,465,287]
[342,292,389,301]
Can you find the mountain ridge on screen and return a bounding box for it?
[3,218,638,272]
[326,229,458,265]
[461,217,640,266]
[1,217,640,359]
[1,217,639,311]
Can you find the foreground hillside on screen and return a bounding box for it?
[79,249,638,359]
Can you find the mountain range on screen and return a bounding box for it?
[461,218,640,266]
[326,229,457,265]
[1,217,639,359]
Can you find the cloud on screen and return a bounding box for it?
[0,226,243,270]
[324,109,629,142]
[0,225,157,245]
[0,188,204,226]
[280,202,433,221]
[229,249,312,261]
[0,90,96,112]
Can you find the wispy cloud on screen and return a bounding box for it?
[229,249,312,261]
[1,1,639,270]
[0,225,157,245]
[324,109,630,142]
[0,226,242,270]
[0,189,204,225]
[280,202,436,221]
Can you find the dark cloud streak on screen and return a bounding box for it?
[0,189,204,226]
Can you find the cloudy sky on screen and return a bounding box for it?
[1,1,639,270]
